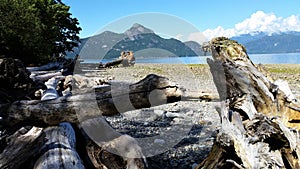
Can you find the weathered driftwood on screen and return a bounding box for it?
[102,58,123,68]
[1,74,182,127]
[30,69,63,82]
[0,127,44,169]
[80,117,147,169]
[34,122,85,169]
[0,124,85,169]
[207,37,300,129]
[99,50,135,68]
[197,37,300,169]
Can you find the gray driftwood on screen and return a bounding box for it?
[0,127,44,169]
[1,74,182,127]
[99,50,135,68]
[197,37,300,169]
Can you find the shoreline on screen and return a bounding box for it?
[77,63,300,99]
[101,63,300,97]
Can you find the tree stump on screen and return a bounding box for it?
[197,37,300,169]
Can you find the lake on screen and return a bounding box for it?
[82,53,300,64]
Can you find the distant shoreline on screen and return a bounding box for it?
[80,53,300,64]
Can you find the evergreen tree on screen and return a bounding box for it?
[0,0,81,65]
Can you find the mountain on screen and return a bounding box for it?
[184,41,206,56]
[68,23,201,59]
[124,23,154,37]
[231,32,300,54]
[66,31,126,59]
[231,32,267,44]
[104,33,198,59]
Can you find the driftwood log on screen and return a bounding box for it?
[33,122,85,169]
[99,50,135,68]
[197,37,300,168]
[0,127,44,169]
[1,74,181,127]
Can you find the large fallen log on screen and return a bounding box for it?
[1,74,182,127]
[197,37,300,168]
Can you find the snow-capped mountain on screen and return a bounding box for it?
[231,31,300,54]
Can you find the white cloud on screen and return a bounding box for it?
[175,34,184,41]
[187,32,207,44]
[203,11,300,40]
[203,26,235,40]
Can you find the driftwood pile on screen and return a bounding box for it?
[1,36,300,169]
[197,37,300,169]
[0,58,181,168]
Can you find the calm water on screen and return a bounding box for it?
[83,53,300,64]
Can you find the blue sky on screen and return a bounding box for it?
[63,0,300,40]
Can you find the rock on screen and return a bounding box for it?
[154,139,166,145]
[165,112,182,118]
[154,110,165,117]
[191,163,198,169]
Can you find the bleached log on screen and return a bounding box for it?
[30,69,63,82]
[1,74,182,127]
[34,122,85,169]
[40,76,65,101]
[197,37,300,169]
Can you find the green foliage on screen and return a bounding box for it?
[0,0,81,65]
[266,65,300,74]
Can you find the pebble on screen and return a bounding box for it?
[154,109,165,117]
[154,139,166,145]
[172,118,182,124]
[104,101,220,169]
[165,112,182,118]
[192,163,199,169]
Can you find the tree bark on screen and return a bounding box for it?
[1,74,182,127]
[198,37,300,169]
